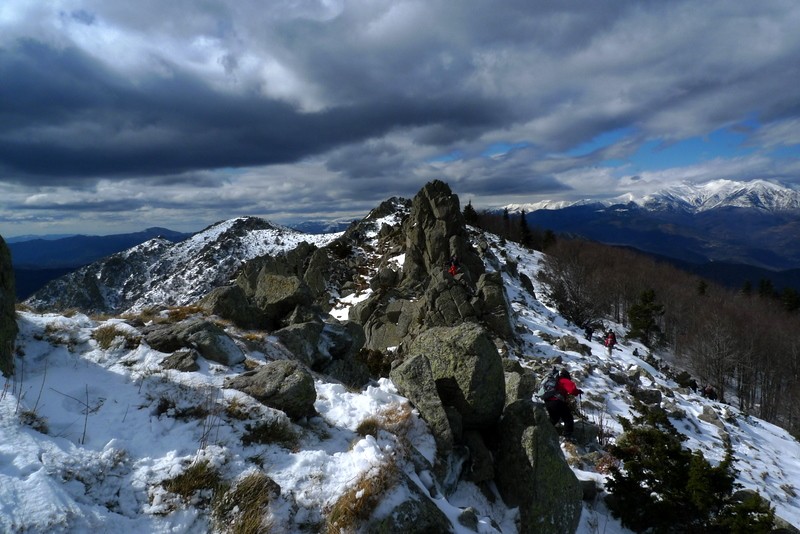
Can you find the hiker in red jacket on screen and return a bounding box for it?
[544,369,583,441]
[604,330,617,356]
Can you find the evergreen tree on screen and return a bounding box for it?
[519,209,533,248]
[780,287,800,313]
[463,200,479,226]
[502,207,510,237]
[758,278,776,299]
[607,402,775,533]
[627,288,665,348]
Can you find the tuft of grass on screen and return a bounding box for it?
[356,417,381,438]
[163,305,206,323]
[163,460,225,503]
[225,397,252,421]
[214,471,280,534]
[325,459,400,533]
[242,419,299,450]
[93,324,141,350]
[19,410,49,434]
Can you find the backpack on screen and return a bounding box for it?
[537,368,561,401]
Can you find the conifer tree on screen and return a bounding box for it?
[463,200,479,226]
[607,402,775,533]
[627,288,665,347]
[519,209,532,248]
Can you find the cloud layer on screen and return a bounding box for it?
[2,0,800,234]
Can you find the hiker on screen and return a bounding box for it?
[604,330,617,356]
[447,254,460,277]
[703,384,718,400]
[544,369,583,441]
[584,325,594,341]
[688,379,698,393]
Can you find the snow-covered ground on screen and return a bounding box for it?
[2,227,799,533]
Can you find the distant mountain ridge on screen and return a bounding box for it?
[24,217,341,314]
[506,179,800,214]
[9,227,192,269]
[502,179,800,289]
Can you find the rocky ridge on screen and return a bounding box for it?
[25,217,340,315]
[9,181,795,532]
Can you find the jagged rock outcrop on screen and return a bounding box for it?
[401,179,484,288]
[142,319,246,366]
[350,181,513,355]
[223,360,316,420]
[495,400,583,534]
[0,236,17,377]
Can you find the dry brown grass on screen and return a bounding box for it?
[93,324,141,350]
[162,459,225,503]
[213,471,279,534]
[357,403,414,438]
[324,458,400,533]
[242,419,299,450]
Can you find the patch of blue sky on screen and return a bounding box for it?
[565,127,637,157]
[768,145,800,159]
[627,127,754,171]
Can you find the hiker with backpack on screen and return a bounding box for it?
[604,330,617,356]
[540,368,583,442]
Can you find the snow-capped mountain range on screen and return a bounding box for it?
[503,179,800,276]
[506,179,800,214]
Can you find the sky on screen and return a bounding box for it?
[4,231,799,532]
[2,0,800,236]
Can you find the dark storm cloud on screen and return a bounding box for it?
[2,0,800,235]
[0,38,509,184]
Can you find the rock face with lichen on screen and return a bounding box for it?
[0,235,17,376]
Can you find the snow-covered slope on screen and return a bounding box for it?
[4,214,800,533]
[25,217,341,315]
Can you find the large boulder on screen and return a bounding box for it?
[273,321,326,368]
[390,354,455,456]
[223,360,316,420]
[252,274,313,329]
[198,285,262,329]
[143,319,246,366]
[495,400,582,534]
[404,323,505,430]
[0,236,17,377]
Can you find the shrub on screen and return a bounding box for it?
[606,401,775,533]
